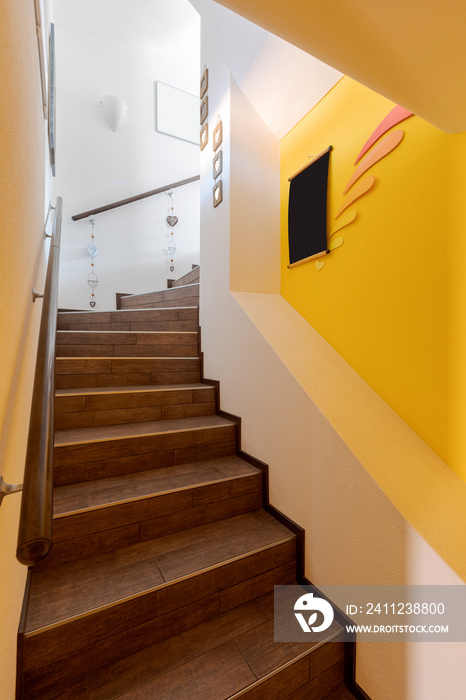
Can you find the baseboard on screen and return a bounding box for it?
[299,576,373,700]
[217,408,241,453]
[237,449,269,507]
[199,336,371,700]
[16,569,32,700]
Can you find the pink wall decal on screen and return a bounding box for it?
[354,105,413,164]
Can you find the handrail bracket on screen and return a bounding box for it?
[0,475,23,507]
[32,288,45,302]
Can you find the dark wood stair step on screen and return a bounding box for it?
[57,307,198,332]
[23,590,345,700]
[53,415,237,486]
[89,591,344,700]
[120,283,199,310]
[22,511,297,695]
[55,383,216,430]
[56,330,199,358]
[39,456,263,568]
[26,510,294,631]
[169,265,200,288]
[55,356,201,389]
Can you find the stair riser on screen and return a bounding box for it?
[120,285,199,310]
[285,662,345,700]
[58,320,198,332]
[55,389,215,430]
[56,331,198,359]
[242,658,310,700]
[55,357,201,389]
[56,345,199,358]
[58,309,199,332]
[170,268,200,288]
[53,427,237,486]
[121,298,199,309]
[37,480,262,569]
[58,307,198,325]
[23,540,295,688]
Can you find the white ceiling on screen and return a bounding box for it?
[190,0,342,139]
[53,0,200,48]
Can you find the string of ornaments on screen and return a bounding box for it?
[167,189,178,274]
[87,215,98,307]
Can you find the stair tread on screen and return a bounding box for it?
[53,456,259,516]
[55,414,233,446]
[55,382,212,396]
[86,594,343,700]
[25,511,294,634]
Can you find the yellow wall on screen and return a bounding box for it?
[0,1,47,696]
[281,76,466,483]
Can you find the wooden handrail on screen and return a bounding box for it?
[71,175,200,221]
[16,197,63,566]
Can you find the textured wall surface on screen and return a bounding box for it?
[0,1,49,696]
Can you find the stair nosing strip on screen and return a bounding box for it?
[24,536,295,638]
[56,356,200,360]
[227,627,344,700]
[55,385,212,397]
[54,421,234,447]
[53,471,260,518]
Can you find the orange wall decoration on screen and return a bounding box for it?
[334,175,374,219]
[343,129,404,194]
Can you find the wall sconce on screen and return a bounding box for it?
[100,95,129,132]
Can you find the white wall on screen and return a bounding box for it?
[199,19,465,700]
[190,0,342,139]
[54,24,201,310]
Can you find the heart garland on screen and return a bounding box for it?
[88,216,98,308]
[167,215,178,227]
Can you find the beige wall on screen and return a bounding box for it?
[199,19,465,700]
[230,80,280,293]
[0,1,48,696]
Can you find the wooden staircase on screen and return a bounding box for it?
[117,265,200,310]
[17,268,354,700]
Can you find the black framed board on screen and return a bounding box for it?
[287,146,332,268]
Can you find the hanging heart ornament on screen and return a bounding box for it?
[167,215,178,227]
[89,301,96,308]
